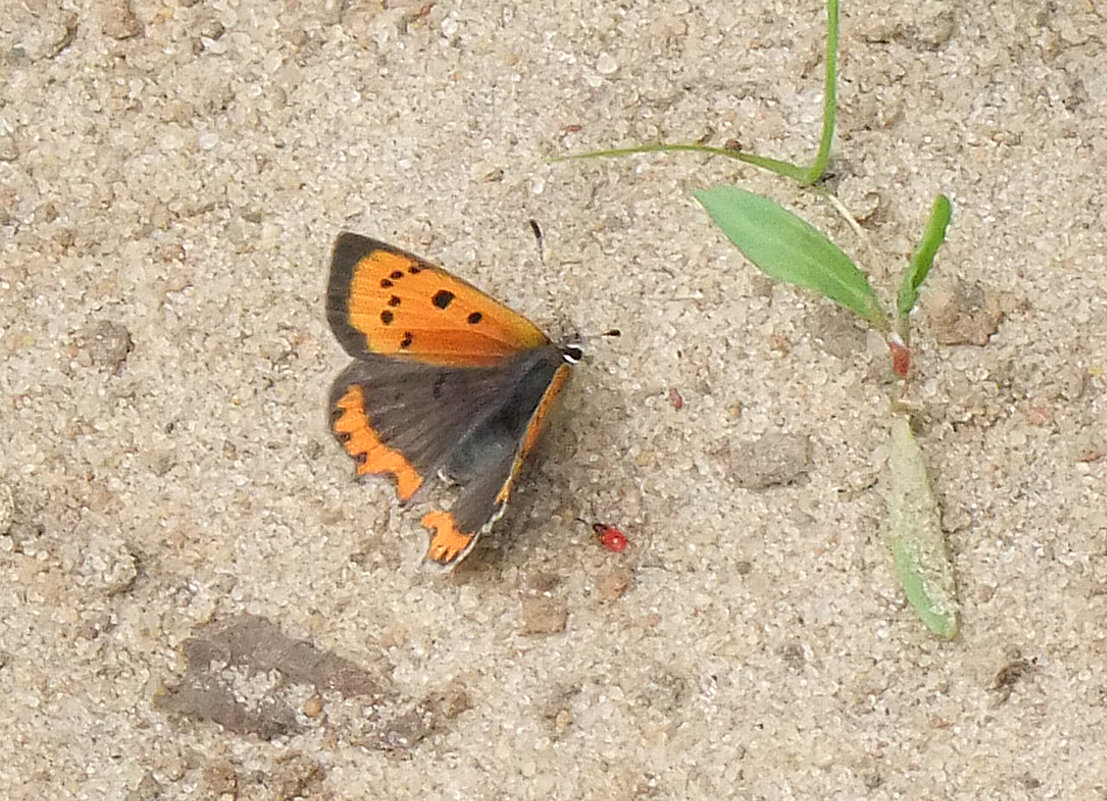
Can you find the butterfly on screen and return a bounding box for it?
[326,232,587,569]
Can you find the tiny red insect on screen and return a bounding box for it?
[593,523,628,553]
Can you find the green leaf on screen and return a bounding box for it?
[886,416,959,639]
[897,194,953,320]
[694,185,886,328]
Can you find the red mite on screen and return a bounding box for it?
[593,523,628,553]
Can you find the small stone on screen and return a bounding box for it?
[925,281,1003,346]
[78,535,138,595]
[0,134,18,162]
[992,653,1036,704]
[855,15,895,43]
[313,0,344,25]
[202,762,238,796]
[768,333,791,355]
[596,567,634,601]
[277,169,303,190]
[595,52,618,75]
[125,774,162,801]
[302,694,324,718]
[362,7,408,48]
[854,191,884,222]
[378,706,434,750]
[522,597,568,635]
[780,642,807,669]
[423,683,473,720]
[912,10,955,49]
[727,432,811,489]
[268,753,325,798]
[148,203,172,230]
[102,0,142,40]
[0,187,16,225]
[0,483,12,536]
[527,571,561,593]
[1075,436,1104,463]
[1025,406,1051,426]
[198,20,225,41]
[156,243,186,263]
[7,521,44,554]
[74,321,133,373]
[1052,365,1087,401]
[37,202,60,223]
[48,13,79,58]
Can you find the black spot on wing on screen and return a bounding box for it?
[432,290,455,309]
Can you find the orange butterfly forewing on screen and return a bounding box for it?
[333,236,549,367]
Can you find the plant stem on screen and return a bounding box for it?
[801,0,838,185]
[551,143,809,180]
[557,0,840,187]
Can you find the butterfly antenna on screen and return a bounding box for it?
[576,328,620,344]
[528,219,545,261]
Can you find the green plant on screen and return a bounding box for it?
[697,187,958,639]
[560,0,960,638]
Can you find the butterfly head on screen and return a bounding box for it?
[558,329,620,365]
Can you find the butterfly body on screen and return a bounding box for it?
[326,232,577,568]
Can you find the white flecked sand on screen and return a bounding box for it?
[2,1,1106,799]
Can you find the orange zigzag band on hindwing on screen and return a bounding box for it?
[421,510,477,566]
[332,385,423,500]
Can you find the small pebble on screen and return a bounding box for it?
[596,567,634,601]
[102,0,142,40]
[595,52,618,75]
[0,483,13,536]
[926,281,1003,346]
[522,597,568,635]
[728,432,811,489]
[74,321,133,373]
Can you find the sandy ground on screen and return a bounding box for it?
[2,1,1106,799]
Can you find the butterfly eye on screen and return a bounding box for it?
[561,345,584,364]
